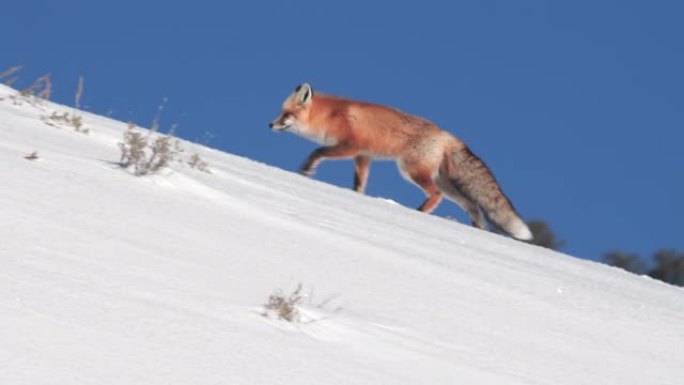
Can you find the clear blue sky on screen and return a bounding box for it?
[5,0,683,262]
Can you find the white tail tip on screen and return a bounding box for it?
[510,220,533,241]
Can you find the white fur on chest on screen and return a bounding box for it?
[292,123,338,145]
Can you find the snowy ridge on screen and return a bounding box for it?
[1,84,682,384]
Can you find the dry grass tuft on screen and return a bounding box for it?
[42,111,89,134]
[24,151,39,161]
[262,283,304,322]
[20,73,52,100]
[10,72,52,106]
[0,65,22,85]
[188,153,211,173]
[74,75,84,108]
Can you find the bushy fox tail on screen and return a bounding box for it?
[438,146,533,241]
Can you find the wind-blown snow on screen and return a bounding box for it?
[1,84,682,384]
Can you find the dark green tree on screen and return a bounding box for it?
[603,249,684,287]
[603,251,646,275]
[527,220,565,250]
[648,249,684,286]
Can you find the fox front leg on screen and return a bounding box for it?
[353,155,371,193]
[300,143,358,177]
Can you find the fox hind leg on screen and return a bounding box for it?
[436,177,487,229]
[407,171,443,214]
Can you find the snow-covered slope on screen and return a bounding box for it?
[1,84,682,385]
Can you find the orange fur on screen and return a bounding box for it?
[270,83,532,240]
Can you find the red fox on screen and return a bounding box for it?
[269,83,533,240]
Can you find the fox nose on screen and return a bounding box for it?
[268,122,274,129]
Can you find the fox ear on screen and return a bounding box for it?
[294,83,313,106]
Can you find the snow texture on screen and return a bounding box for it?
[1,84,682,384]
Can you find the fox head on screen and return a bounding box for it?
[269,83,313,132]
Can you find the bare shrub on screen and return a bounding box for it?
[146,134,178,171]
[119,129,147,172]
[118,98,185,176]
[263,283,304,322]
[118,126,183,176]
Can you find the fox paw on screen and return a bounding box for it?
[300,168,315,177]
